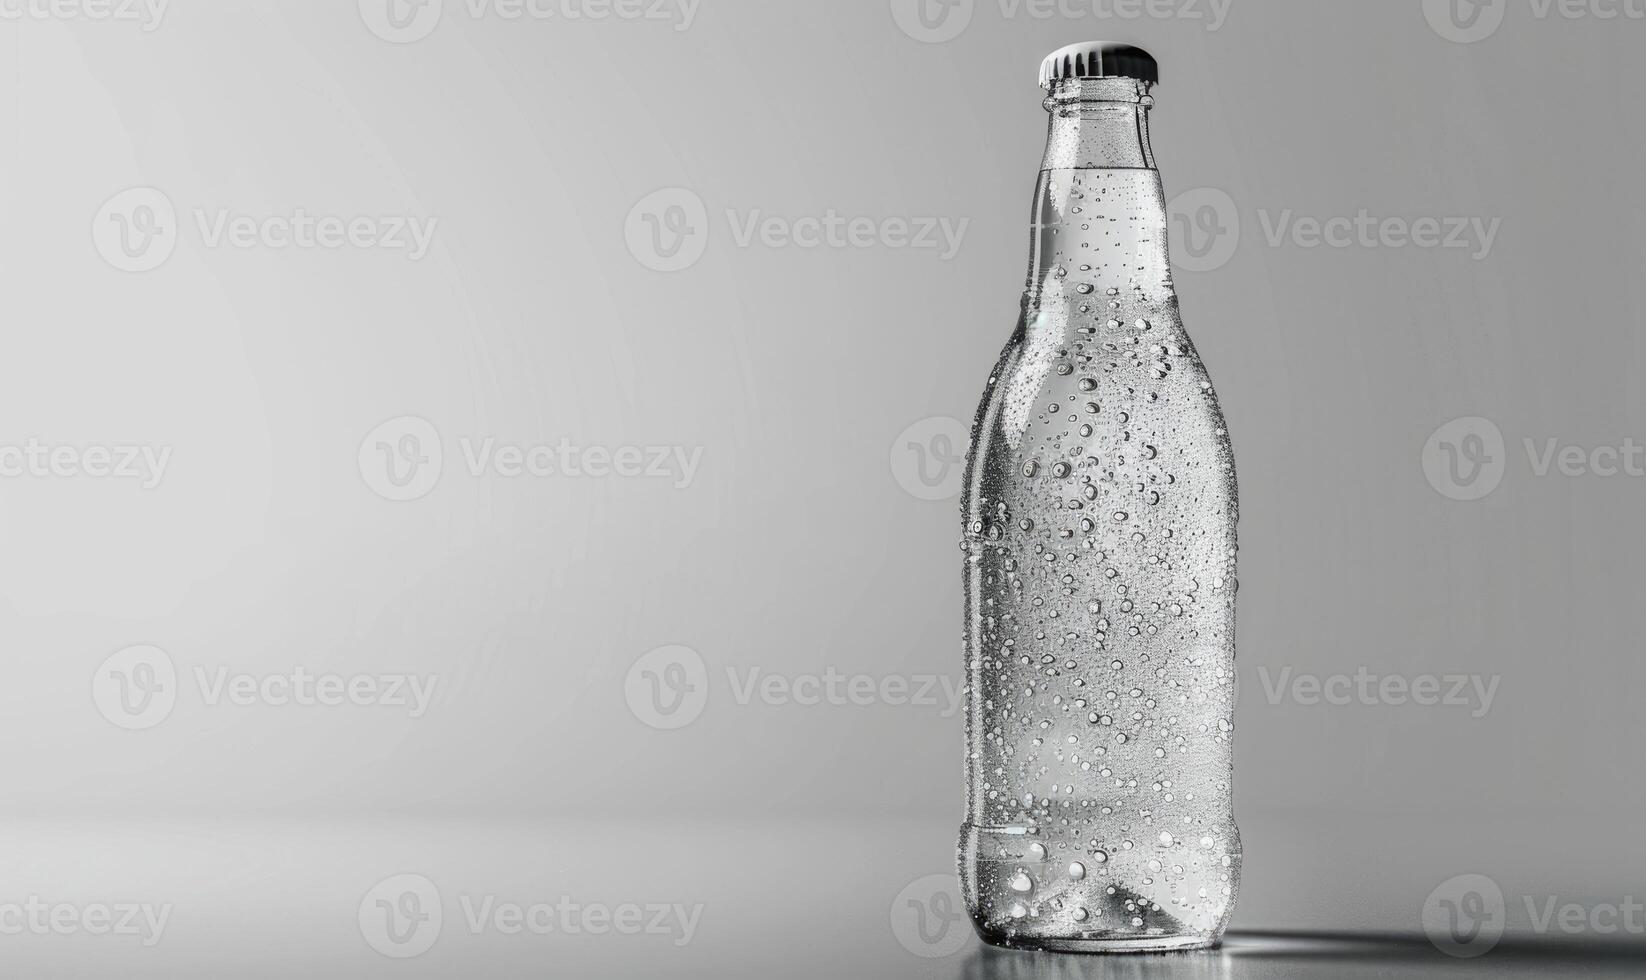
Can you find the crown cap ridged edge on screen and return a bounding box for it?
[1038,43,1159,88]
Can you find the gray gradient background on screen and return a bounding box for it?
[3,0,1644,975]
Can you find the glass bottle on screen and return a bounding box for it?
[959,43,1241,952]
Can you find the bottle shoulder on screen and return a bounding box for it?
[962,313,1236,526]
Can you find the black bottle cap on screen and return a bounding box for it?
[1038,43,1159,88]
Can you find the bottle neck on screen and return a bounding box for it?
[1025,78,1167,307]
[1039,77,1157,170]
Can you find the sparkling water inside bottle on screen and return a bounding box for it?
[960,83,1241,950]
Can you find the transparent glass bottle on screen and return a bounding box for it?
[959,44,1240,953]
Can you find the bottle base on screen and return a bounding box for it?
[979,932,1219,954]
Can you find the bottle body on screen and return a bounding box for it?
[959,77,1240,952]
